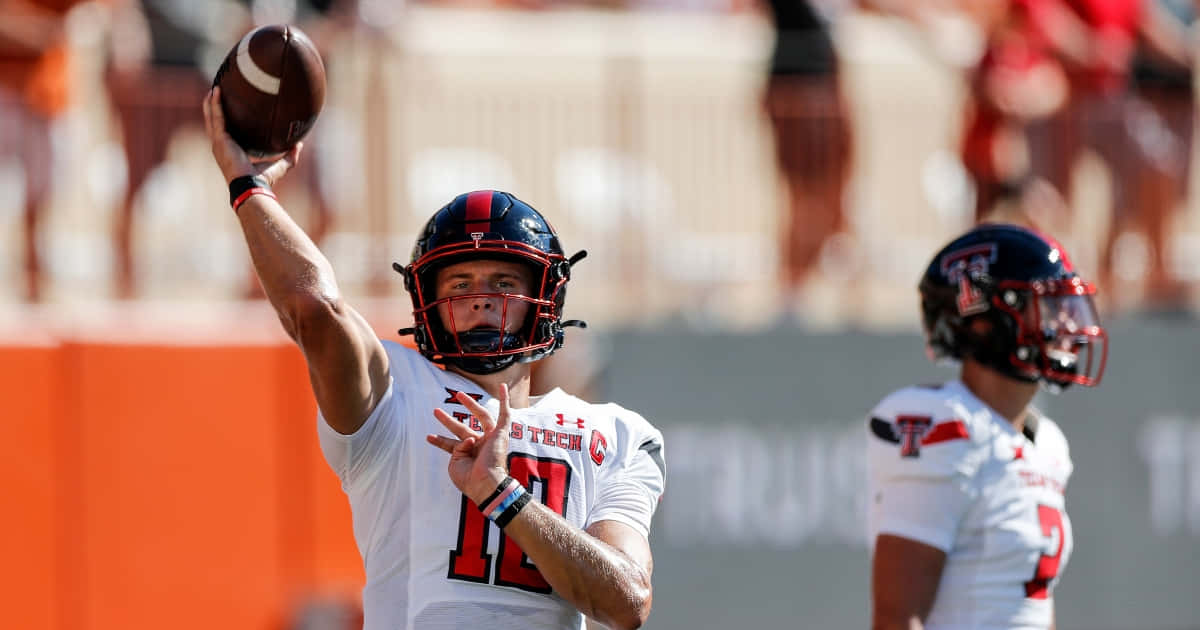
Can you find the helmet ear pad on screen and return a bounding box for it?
[959,307,1040,384]
[922,279,1037,384]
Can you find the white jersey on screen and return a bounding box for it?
[866,380,1073,630]
[317,341,666,630]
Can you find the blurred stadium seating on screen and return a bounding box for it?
[9,3,1195,323]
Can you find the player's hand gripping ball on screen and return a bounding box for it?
[212,24,326,159]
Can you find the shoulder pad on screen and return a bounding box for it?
[869,385,973,451]
[867,384,982,479]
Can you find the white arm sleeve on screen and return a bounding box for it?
[871,471,974,552]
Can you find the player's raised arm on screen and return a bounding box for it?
[203,88,388,435]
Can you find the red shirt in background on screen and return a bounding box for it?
[1063,0,1143,93]
[0,0,85,115]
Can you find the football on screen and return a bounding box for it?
[212,24,326,158]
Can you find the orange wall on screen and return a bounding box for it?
[1,343,61,630]
[1,340,364,630]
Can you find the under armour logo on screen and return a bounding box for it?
[556,414,585,429]
[897,415,933,457]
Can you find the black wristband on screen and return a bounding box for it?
[228,174,271,207]
[493,491,532,529]
[477,476,533,528]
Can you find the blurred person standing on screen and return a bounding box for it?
[235,0,366,299]
[0,0,85,301]
[1023,0,1192,307]
[1126,0,1196,307]
[959,0,1070,223]
[868,223,1108,629]
[107,0,357,299]
[760,0,854,314]
[202,87,665,630]
[105,0,242,298]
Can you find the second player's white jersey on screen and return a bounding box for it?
[866,380,1073,630]
[317,341,666,630]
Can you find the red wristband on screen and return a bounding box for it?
[231,187,278,213]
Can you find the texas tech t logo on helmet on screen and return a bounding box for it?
[940,242,997,316]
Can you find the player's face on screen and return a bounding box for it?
[434,259,536,334]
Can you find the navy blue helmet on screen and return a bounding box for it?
[919,223,1107,388]
[396,190,586,374]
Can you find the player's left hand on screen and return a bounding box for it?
[202,87,301,187]
[428,385,512,505]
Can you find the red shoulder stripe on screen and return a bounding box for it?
[921,419,969,445]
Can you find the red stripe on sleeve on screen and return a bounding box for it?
[465,190,493,233]
[921,419,969,445]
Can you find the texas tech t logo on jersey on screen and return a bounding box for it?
[871,414,936,457]
[896,415,933,457]
[940,242,998,316]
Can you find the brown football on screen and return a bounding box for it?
[212,24,326,158]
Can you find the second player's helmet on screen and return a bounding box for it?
[919,223,1107,389]
[396,190,586,375]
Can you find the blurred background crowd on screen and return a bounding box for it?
[4,0,1198,329]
